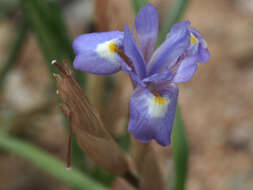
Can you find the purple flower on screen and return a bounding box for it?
[73,3,210,146]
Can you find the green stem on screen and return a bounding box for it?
[0,134,108,190]
[171,108,189,190]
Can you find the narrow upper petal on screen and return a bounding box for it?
[189,28,210,63]
[128,84,178,146]
[123,24,146,79]
[135,3,159,62]
[171,55,198,83]
[147,21,190,75]
[73,31,123,75]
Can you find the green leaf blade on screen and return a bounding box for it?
[0,134,108,190]
[172,108,189,190]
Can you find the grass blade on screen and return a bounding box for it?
[0,134,108,190]
[21,0,85,86]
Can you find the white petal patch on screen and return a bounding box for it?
[96,38,119,62]
[147,95,170,118]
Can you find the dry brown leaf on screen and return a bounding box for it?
[52,60,131,177]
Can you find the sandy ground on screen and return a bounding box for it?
[181,0,253,189]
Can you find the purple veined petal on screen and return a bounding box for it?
[128,84,178,146]
[73,31,124,75]
[135,3,159,62]
[197,39,210,63]
[189,28,210,63]
[73,31,123,54]
[142,68,173,84]
[147,21,191,76]
[123,24,146,79]
[171,55,198,83]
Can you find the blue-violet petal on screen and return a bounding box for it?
[128,84,178,146]
[135,3,159,62]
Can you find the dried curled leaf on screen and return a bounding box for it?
[52,60,130,176]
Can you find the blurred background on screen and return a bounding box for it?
[0,0,253,190]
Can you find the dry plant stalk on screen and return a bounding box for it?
[94,0,109,31]
[132,139,167,190]
[52,60,138,187]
